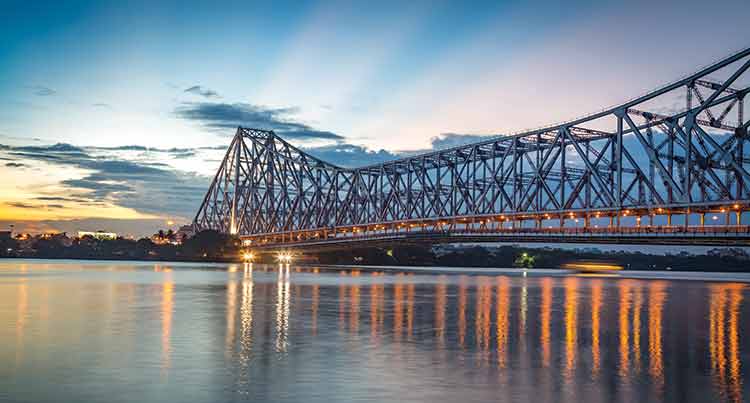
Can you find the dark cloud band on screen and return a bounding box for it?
[174,102,345,141]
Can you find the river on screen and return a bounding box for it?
[1,259,748,403]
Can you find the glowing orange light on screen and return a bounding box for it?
[562,262,623,272]
[276,252,293,263]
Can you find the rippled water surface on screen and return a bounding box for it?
[1,259,748,403]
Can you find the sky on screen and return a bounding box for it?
[1,0,749,237]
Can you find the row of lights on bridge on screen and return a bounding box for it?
[238,203,745,244]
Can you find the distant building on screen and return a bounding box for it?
[78,230,118,240]
[151,229,183,245]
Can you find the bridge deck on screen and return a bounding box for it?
[243,225,750,250]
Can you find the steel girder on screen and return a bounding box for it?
[193,48,750,238]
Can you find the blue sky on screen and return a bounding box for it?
[1,0,749,236]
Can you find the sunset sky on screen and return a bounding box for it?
[1,0,749,236]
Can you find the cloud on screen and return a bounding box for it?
[5,202,35,209]
[174,102,345,141]
[35,196,90,203]
[3,201,65,210]
[30,85,56,96]
[1,142,210,219]
[428,132,496,149]
[92,103,112,109]
[304,143,400,167]
[184,85,220,98]
[388,132,498,156]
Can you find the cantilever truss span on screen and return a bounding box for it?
[194,47,750,247]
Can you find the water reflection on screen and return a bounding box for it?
[496,276,510,368]
[394,276,404,342]
[649,281,667,392]
[475,277,491,361]
[564,277,578,376]
[619,280,632,379]
[240,263,254,355]
[458,276,468,349]
[2,261,749,403]
[275,264,290,352]
[435,277,447,348]
[350,270,360,335]
[633,285,643,372]
[161,271,173,374]
[710,283,745,403]
[369,273,384,343]
[591,279,602,378]
[15,278,28,370]
[311,280,319,336]
[540,277,552,368]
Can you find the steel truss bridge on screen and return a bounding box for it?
[194,48,750,249]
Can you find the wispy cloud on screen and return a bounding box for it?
[3,201,65,210]
[428,133,496,149]
[5,202,36,209]
[30,85,56,96]
[184,85,220,98]
[304,143,399,167]
[174,102,345,141]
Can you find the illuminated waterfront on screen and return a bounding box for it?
[1,260,748,403]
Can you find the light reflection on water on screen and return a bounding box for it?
[0,260,748,403]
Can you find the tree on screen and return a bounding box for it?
[513,252,535,269]
[181,230,240,260]
[0,236,18,257]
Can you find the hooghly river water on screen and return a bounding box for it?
[1,259,748,403]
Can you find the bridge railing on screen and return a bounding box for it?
[242,223,750,248]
